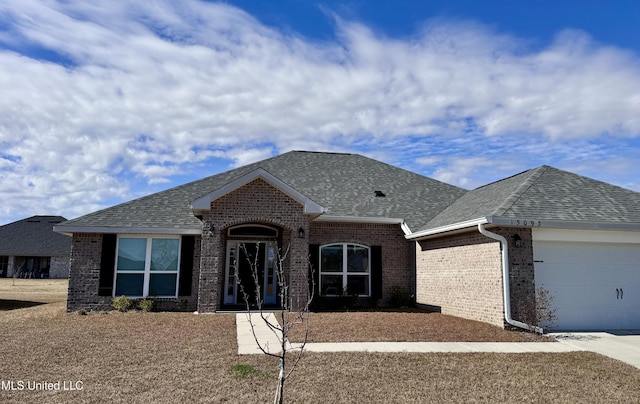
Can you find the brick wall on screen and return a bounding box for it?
[197,178,310,312]
[496,228,535,323]
[196,178,415,311]
[309,222,413,305]
[49,255,70,278]
[415,227,536,328]
[67,233,202,312]
[67,233,112,311]
[416,231,504,327]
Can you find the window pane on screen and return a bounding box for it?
[321,245,343,272]
[347,275,369,296]
[117,238,147,271]
[149,273,177,296]
[321,275,343,296]
[227,246,236,297]
[229,226,278,238]
[150,239,180,271]
[115,273,144,296]
[347,245,369,273]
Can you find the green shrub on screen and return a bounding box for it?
[111,295,134,312]
[176,298,189,311]
[387,286,414,308]
[138,297,155,312]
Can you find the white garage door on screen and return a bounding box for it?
[533,229,640,331]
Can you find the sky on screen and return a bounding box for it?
[1,0,640,225]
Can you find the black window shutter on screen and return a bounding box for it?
[309,244,320,298]
[371,246,383,299]
[179,236,195,296]
[98,234,117,296]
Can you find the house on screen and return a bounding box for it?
[55,151,640,331]
[0,215,71,279]
[410,166,640,331]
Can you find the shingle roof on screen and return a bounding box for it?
[0,216,71,256]
[57,151,466,232]
[424,165,640,231]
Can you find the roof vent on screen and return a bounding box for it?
[374,190,386,197]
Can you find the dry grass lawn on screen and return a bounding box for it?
[2,279,640,403]
[288,311,552,343]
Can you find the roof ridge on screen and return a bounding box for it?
[293,150,353,156]
[491,165,550,217]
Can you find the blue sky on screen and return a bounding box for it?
[1,0,640,225]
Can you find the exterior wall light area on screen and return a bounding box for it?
[512,233,522,248]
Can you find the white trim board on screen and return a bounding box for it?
[532,228,640,244]
[190,168,326,215]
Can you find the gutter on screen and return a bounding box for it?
[477,223,543,334]
[314,215,412,236]
[405,217,489,240]
[53,225,202,236]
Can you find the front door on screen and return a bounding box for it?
[224,241,278,306]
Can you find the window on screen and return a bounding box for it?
[114,236,180,298]
[319,243,370,296]
[228,224,278,238]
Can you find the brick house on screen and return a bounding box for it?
[55,152,640,331]
[55,151,463,313]
[0,216,71,279]
[409,166,640,331]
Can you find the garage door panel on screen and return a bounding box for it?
[552,306,612,331]
[537,242,640,265]
[534,239,640,331]
[548,284,616,309]
[536,263,610,284]
[535,263,627,287]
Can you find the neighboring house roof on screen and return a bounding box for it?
[56,151,466,234]
[0,216,71,256]
[422,165,640,233]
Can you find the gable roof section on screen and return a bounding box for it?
[0,216,71,256]
[56,151,466,234]
[191,168,326,215]
[417,165,640,236]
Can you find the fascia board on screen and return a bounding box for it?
[314,215,411,235]
[488,216,640,232]
[53,225,202,236]
[407,215,640,241]
[405,218,489,240]
[190,168,326,214]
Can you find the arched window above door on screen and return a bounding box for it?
[227,224,278,238]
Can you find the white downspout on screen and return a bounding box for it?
[478,224,543,334]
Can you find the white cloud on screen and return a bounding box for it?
[0,0,639,224]
[428,156,521,189]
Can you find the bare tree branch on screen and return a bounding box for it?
[237,241,314,404]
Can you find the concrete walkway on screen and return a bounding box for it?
[235,314,640,369]
[550,332,640,369]
[236,312,292,355]
[236,313,574,354]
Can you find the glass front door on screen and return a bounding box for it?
[224,241,278,306]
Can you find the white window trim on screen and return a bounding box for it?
[319,243,371,297]
[113,235,182,298]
